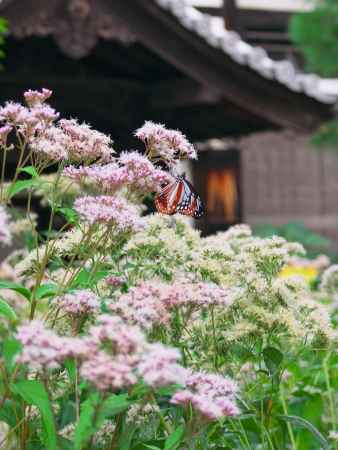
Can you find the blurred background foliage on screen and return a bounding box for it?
[290,1,338,152]
[0,17,6,67]
[254,221,338,260]
[290,0,338,77]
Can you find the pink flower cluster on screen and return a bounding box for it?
[59,119,113,163]
[0,99,59,144]
[88,314,145,355]
[54,289,100,316]
[162,281,234,308]
[80,315,145,391]
[109,280,233,330]
[0,206,12,246]
[0,89,115,163]
[80,351,138,391]
[63,151,172,195]
[0,125,12,147]
[30,125,68,161]
[105,275,125,288]
[24,88,52,106]
[135,121,197,165]
[109,281,170,330]
[171,372,239,421]
[138,343,187,388]
[16,321,72,370]
[74,195,142,232]
[16,315,240,411]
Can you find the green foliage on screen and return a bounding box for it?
[278,415,329,449]
[0,17,6,66]
[74,393,130,449]
[0,296,17,321]
[0,280,32,300]
[164,425,185,450]
[254,221,331,257]
[10,380,57,450]
[289,1,338,77]
[290,2,338,150]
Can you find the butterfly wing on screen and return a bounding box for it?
[176,177,204,218]
[154,179,184,215]
[155,176,204,218]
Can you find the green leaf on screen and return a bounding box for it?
[10,380,57,450]
[98,394,130,420]
[117,423,137,450]
[2,338,21,371]
[58,436,74,450]
[56,207,78,224]
[0,400,17,427]
[70,269,91,288]
[263,347,283,375]
[164,424,185,450]
[64,359,76,384]
[278,415,329,450]
[18,166,39,178]
[74,393,130,450]
[0,281,31,301]
[74,393,99,450]
[143,446,162,450]
[0,297,17,321]
[36,283,58,299]
[7,178,39,199]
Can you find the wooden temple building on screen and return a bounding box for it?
[0,0,338,241]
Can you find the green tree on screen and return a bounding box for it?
[0,17,7,67]
[290,1,338,150]
[289,0,338,77]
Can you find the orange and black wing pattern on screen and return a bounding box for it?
[155,176,204,219]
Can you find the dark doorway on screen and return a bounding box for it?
[193,148,241,235]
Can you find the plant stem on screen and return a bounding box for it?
[323,353,338,450]
[280,385,297,450]
[211,307,218,370]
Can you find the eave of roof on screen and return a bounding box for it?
[154,0,338,105]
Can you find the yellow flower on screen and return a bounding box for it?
[279,265,318,283]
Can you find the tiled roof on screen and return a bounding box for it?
[154,0,338,104]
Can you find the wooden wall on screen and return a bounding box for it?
[240,130,338,245]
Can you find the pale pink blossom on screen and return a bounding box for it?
[0,206,12,246]
[16,321,94,370]
[89,314,146,355]
[109,281,170,330]
[80,351,138,391]
[171,372,239,421]
[62,165,90,181]
[105,275,125,288]
[0,125,12,146]
[24,88,53,106]
[79,315,145,391]
[162,281,235,308]
[74,195,142,232]
[110,280,234,332]
[118,151,172,192]
[30,125,68,161]
[63,152,171,195]
[138,343,188,388]
[54,290,100,316]
[16,321,70,370]
[30,103,59,125]
[59,118,113,163]
[109,282,170,330]
[0,102,30,124]
[135,121,197,164]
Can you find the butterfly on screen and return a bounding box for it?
[155,174,204,218]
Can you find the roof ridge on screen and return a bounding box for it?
[154,0,338,104]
